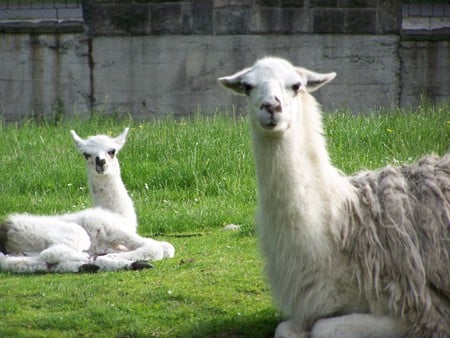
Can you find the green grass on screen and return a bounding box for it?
[0,102,449,337]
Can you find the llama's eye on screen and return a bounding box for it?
[291,83,301,92]
[83,153,91,160]
[242,83,253,96]
[108,149,116,157]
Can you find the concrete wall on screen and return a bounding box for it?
[400,40,450,107]
[0,1,448,123]
[0,33,90,122]
[91,34,400,118]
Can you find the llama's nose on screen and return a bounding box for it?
[260,96,282,114]
[95,157,106,166]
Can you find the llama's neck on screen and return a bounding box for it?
[252,96,351,245]
[88,172,137,228]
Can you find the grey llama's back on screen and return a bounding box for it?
[346,153,450,336]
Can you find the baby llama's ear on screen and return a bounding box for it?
[295,67,336,93]
[70,130,85,151]
[114,127,129,151]
[218,67,251,96]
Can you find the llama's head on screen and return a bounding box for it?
[70,128,129,176]
[218,57,336,136]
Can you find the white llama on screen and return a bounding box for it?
[219,57,449,338]
[0,128,175,273]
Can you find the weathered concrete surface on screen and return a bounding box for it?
[0,33,90,122]
[0,33,401,122]
[92,34,400,117]
[400,40,450,107]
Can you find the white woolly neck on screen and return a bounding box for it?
[251,94,350,238]
[87,167,137,229]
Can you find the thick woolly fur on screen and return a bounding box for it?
[0,128,175,273]
[219,57,449,338]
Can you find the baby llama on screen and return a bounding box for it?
[0,128,174,273]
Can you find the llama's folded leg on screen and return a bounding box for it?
[0,244,93,273]
[119,237,176,261]
[93,254,152,271]
[311,314,408,338]
[91,222,175,261]
[39,244,95,273]
[275,320,309,338]
[0,252,48,273]
[102,237,171,262]
[39,244,89,262]
[159,241,175,258]
[90,237,174,271]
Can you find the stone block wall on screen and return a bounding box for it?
[83,0,400,36]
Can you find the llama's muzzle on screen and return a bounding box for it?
[260,96,282,115]
[259,97,283,128]
[95,157,107,174]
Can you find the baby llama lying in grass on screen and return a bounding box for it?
[0,128,174,273]
[219,57,449,338]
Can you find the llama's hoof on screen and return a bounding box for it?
[79,263,100,273]
[131,261,154,270]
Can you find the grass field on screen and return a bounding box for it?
[0,103,449,337]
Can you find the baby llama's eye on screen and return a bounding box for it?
[108,149,116,157]
[243,83,253,96]
[291,83,301,92]
[83,153,91,160]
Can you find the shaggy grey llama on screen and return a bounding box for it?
[0,128,175,273]
[218,57,449,338]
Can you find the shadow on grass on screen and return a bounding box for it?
[173,309,279,338]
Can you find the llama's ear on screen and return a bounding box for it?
[114,127,129,151]
[295,67,336,93]
[218,68,251,96]
[70,130,85,150]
